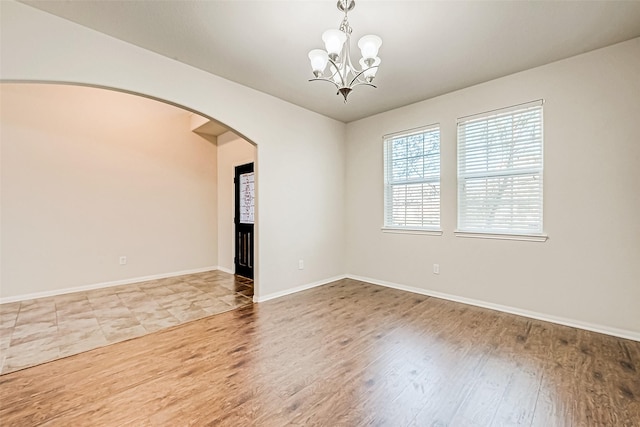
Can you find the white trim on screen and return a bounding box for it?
[216,266,235,275]
[0,266,219,304]
[382,227,443,236]
[454,231,548,242]
[347,274,640,342]
[253,274,347,303]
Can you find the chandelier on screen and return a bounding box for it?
[307,0,382,102]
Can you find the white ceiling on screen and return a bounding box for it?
[20,0,640,123]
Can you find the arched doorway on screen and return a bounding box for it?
[0,83,259,371]
[1,82,258,300]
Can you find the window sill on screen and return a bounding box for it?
[381,227,443,236]
[454,231,548,242]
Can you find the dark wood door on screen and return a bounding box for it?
[234,163,254,279]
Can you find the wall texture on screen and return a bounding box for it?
[0,84,218,299]
[0,1,347,301]
[216,132,256,273]
[345,38,640,338]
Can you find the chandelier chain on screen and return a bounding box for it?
[340,15,352,35]
[339,2,352,35]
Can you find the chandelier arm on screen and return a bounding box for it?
[349,81,377,90]
[308,77,341,91]
[348,65,380,87]
[342,33,359,77]
[327,57,347,87]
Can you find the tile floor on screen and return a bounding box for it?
[0,270,253,375]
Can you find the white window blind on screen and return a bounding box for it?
[457,101,543,235]
[384,125,440,229]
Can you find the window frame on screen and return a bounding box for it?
[456,100,547,242]
[382,124,442,234]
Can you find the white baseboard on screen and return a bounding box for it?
[253,274,347,303]
[0,266,219,304]
[6,267,635,342]
[216,266,234,275]
[347,274,640,343]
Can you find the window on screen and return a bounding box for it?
[457,100,543,237]
[384,125,440,231]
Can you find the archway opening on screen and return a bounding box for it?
[0,82,259,371]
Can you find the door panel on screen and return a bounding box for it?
[234,163,254,279]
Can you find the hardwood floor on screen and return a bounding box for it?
[0,278,638,426]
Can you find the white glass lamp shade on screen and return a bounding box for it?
[308,49,329,76]
[322,29,347,59]
[358,35,382,60]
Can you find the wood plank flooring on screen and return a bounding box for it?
[0,278,638,426]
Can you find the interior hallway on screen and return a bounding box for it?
[0,270,253,374]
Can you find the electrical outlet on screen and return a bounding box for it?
[433,264,440,274]
[119,256,127,265]
[298,259,304,270]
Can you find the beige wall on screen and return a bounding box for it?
[1,1,347,301]
[217,132,256,273]
[0,84,217,299]
[3,1,635,339]
[345,38,640,338]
